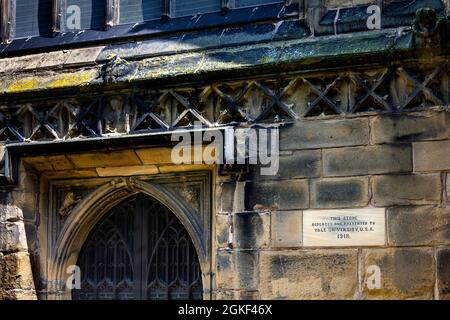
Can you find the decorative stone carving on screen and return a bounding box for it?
[103,97,125,134]
[109,177,125,187]
[58,192,80,217]
[412,8,442,48]
[0,62,448,144]
[101,54,136,83]
[126,176,141,192]
[175,186,201,213]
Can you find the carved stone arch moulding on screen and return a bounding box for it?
[47,176,211,300]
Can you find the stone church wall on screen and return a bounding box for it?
[215,108,450,299]
[0,165,38,299]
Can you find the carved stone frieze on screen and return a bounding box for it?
[0,62,448,144]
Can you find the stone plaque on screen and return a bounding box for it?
[303,208,386,247]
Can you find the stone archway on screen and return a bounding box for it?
[48,177,209,300]
[73,193,203,300]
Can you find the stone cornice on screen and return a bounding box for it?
[0,26,447,98]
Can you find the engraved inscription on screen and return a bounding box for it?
[303,208,386,247]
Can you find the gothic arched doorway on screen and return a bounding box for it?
[72,193,203,300]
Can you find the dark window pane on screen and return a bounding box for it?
[235,0,283,9]
[65,0,106,31]
[119,0,161,24]
[15,0,53,38]
[175,0,221,17]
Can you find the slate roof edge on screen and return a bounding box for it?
[0,3,299,57]
[0,27,447,99]
[0,0,444,58]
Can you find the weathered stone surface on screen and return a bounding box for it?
[327,0,375,7]
[447,174,450,201]
[278,150,322,178]
[22,156,54,172]
[323,145,412,177]
[246,180,309,211]
[0,222,28,252]
[219,182,236,213]
[233,212,270,249]
[216,214,230,248]
[216,250,259,291]
[45,155,74,170]
[39,50,71,68]
[158,164,211,174]
[24,223,37,252]
[0,53,48,74]
[310,177,369,208]
[10,190,38,222]
[372,174,441,206]
[98,19,308,62]
[0,204,23,223]
[280,118,369,150]
[387,206,450,246]
[12,252,34,290]
[64,46,104,66]
[135,148,173,165]
[219,181,246,214]
[215,290,260,300]
[251,150,321,180]
[42,169,99,179]
[0,253,13,299]
[260,250,358,299]
[23,155,74,171]
[67,150,142,168]
[1,68,98,94]
[0,252,36,300]
[370,111,450,144]
[362,248,435,299]
[279,27,410,61]
[11,291,38,300]
[413,140,450,172]
[0,25,417,95]
[437,247,450,300]
[0,252,36,298]
[271,211,303,248]
[96,165,159,177]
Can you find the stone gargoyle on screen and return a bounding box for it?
[100,54,137,83]
[412,7,445,48]
[58,192,81,217]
